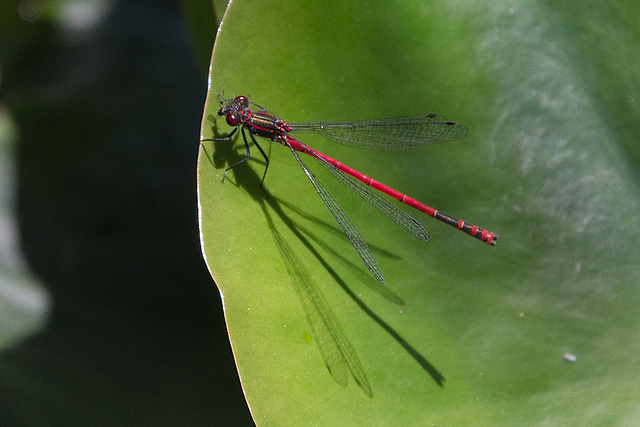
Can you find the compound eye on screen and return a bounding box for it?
[234,95,249,109]
[226,112,241,126]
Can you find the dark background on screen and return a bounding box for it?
[0,0,253,424]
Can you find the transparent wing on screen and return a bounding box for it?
[289,114,468,150]
[285,141,385,284]
[303,145,431,243]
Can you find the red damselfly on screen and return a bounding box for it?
[203,95,498,283]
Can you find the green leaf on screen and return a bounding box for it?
[198,0,640,424]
